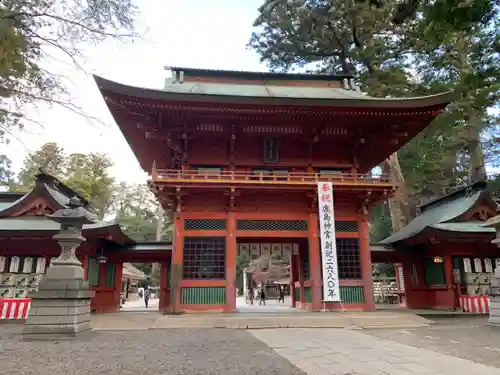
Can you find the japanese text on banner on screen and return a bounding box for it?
[317,182,340,302]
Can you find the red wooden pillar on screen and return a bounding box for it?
[358,216,374,310]
[171,213,184,312]
[159,261,169,311]
[443,255,457,309]
[298,247,305,308]
[290,254,297,307]
[226,212,237,312]
[308,213,322,311]
[400,253,424,309]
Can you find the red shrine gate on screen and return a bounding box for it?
[95,67,452,313]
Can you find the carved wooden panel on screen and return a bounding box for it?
[12,199,54,217]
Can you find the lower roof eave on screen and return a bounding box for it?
[370,244,396,252]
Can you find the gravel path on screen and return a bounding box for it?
[0,327,305,375]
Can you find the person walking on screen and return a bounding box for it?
[248,288,254,306]
[144,287,151,308]
[259,288,266,306]
[278,285,285,303]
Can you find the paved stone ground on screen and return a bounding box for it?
[91,310,431,330]
[120,297,160,312]
[364,315,500,369]
[236,295,301,313]
[0,326,305,375]
[250,327,500,375]
[3,315,498,375]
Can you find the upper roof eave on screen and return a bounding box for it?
[94,75,455,110]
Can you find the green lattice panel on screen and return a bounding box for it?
[104,263,115,287]
[87,257,100,287]
[304,287,312,303]
[340,286,364,304]
[184,219,226,230]
[236,219,308,231]
[297,286,364,304]
[181,287,226,305]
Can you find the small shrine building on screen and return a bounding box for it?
[95,67,453,313]
[373,181,499,312]
[0,172,172,312]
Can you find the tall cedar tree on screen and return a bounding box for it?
[249,0,499,233]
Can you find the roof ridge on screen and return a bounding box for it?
[166,66,354,80]
[35,171,90,208]
[419,181,488,212]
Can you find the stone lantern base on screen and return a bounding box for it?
[23,265,95,340]
[489,295,500,326]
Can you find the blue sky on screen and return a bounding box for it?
[5,0,266,183]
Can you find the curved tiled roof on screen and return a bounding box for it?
[94,75,454,109]
[123,263,146,279]
[0,173,135,245]
[380,182,499,245]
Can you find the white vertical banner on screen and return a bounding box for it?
[317,182,341,302]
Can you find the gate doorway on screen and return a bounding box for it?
[120,262,160,312]
[94,241,172,313]
[235,238,302,313]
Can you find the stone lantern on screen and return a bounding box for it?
[23,197,98,339]
[484,210,500,326]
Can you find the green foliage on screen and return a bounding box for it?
[0,154,15,189]
[109,182,172,242]
[65,152,115,219]
[369,203,393,242]
[489,173,500,200]
[13,142,115,218]
[372,263,396,277]
[393,0,498,30]
[0,0,137,140]
[249,0,500,235]
[7,142,173,240]
[16,142,65,189]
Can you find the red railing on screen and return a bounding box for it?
[152,168,391,186]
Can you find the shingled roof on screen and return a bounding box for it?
[95,73,454,108]
[380,181,498,245]
[0,172,134,245]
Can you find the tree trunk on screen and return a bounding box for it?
[384,152,412,232]
[467,110,487,183]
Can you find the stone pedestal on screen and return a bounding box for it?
[488,264,500,325]
[484,213,500,326]
[489,297,500,325]
[22,196,97,340]
[23,266,94,339]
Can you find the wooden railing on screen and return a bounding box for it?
[152,168,392,186]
